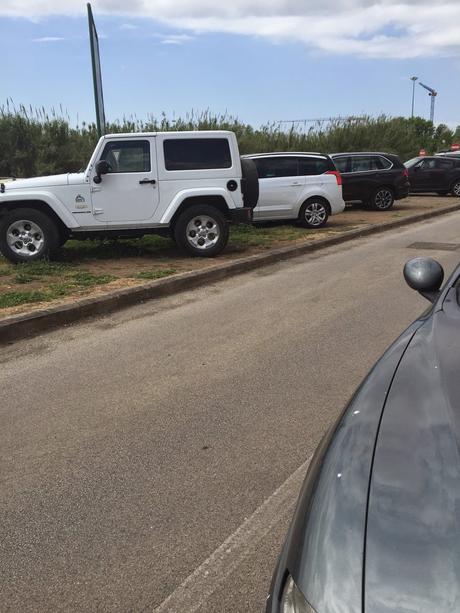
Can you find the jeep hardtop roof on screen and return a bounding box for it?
[99,130,234,139]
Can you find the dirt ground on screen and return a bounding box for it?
[0,195,456,319]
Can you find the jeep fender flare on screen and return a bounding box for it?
[159,188,237,225]
[0,190,79,229]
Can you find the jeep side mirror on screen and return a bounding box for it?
[94,160,110,183]
[404,257,444,303]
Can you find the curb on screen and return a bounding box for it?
[2,202,460,344]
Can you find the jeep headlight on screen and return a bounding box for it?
[281,575,317,613]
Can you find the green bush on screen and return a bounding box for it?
[1,101,459,178]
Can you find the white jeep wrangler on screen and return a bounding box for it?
[0,130,259,262]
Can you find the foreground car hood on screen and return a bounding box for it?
[366,296,460,612]
[2,173,85,191]
[266,322,422,613]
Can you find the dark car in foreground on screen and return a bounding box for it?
[331,152,410,210]
[405,155,460,196]
[266,257,460,613]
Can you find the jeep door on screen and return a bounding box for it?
[252,157,304,220]
[90,138,159,223]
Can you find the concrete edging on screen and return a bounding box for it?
[1,202,460,344]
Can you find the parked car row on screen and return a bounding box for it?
[0,129,458,263]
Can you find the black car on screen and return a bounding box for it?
[331,152,410,210]
[405,155,460,197]
[266,257,460,613]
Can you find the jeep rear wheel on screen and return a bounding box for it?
[174,205,229,257]
[0,208,60,263]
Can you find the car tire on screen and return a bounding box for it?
[240,158,259,208]
[370,187,394,210]
[298,198,329,228]
[451,180,460,197]
[173,205,229,257]
[0,207,60,263]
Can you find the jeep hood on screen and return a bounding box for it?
[2,173,86,191]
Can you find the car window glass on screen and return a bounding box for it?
[436,159,454,169]
[350,156,373,172]
[297,157,329,175]
[254,157,298,178]
[421,159,437,170]
[163,138,231,170]
[372,156,392,170]
[405,158,421,168]
[332,157,348,173]
[100,141,151,173]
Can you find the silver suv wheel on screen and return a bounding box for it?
[304,201,328,226]
[452,182,460,197]
[7,219,45,257]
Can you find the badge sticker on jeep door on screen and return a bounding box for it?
[74,194,88,209]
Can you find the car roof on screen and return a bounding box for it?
[243,152,326,159]
[330,152,396,157]
[412,155,458,161]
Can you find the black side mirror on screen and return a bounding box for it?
[94,160,110,184]
[404,257,444,303]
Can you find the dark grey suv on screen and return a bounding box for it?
[405,155,460,196]
[331,152,410,210]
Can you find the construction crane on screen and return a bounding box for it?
[419,82,437,124]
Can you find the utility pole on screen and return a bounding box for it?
[410,76,418,118]
[419,82,437,124]
[87,3,106,136]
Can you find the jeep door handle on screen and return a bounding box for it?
[290,182,302,186]
[139,179,156,185]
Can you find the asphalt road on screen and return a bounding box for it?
[2,212,460,612]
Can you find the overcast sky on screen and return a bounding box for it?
[1,1,459,127]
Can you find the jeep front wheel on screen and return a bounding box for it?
[0,208,60,263]
[174,205,229,257]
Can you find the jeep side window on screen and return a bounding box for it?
[99,140,151,173]
[254,157,298,178]
[163,139,232,171]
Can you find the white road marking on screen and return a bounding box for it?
[153,455,312,613]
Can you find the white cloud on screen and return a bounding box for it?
[4,1,460,58]
[32,36,65,42]
[119,23,139,30]
[160,33,194,45]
